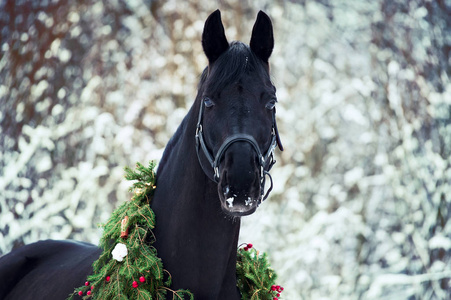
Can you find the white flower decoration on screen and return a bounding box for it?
[112,243,128,262]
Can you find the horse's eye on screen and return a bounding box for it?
[266,99,277,110]
[203,97,214,108]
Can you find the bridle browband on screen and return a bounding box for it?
[195,100,283,203]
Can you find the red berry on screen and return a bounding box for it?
[139,276,146,283]
[78,291,83,296]
[273,298,278,300]
[85,281,89,286]
[244,247,248,251]
[280,287,284,291]
[247,243,253,248]
[106,276,111,282]
[271,285,277,291]
[91,285,94,290]
[87,291,91,296]
[132,281,139,288]
[277,293,281,297]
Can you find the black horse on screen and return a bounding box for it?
[0,10,282,300]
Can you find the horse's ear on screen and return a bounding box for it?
[202,10,229,64]
[250,11,274,63]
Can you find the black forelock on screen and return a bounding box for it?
[198,41,271,96]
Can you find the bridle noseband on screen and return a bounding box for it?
[195,100,283,203]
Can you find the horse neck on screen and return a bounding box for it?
[151,101,241,297]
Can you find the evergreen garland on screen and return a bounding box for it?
[69,162,283,300]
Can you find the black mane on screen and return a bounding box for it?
[199,41,272,96]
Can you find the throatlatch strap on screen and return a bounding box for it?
[261,170,274,202]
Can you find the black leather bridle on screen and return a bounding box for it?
[195,100,283,202]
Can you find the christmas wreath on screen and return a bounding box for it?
[68,162,283,300]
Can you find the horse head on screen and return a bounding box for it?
[195,10,283,217]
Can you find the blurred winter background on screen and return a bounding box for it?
[1,0,450,299]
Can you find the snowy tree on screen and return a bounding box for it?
[1,0,449,299]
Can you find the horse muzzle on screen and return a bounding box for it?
[217,142,261,217]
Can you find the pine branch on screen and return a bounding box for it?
[236,244,284,299]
